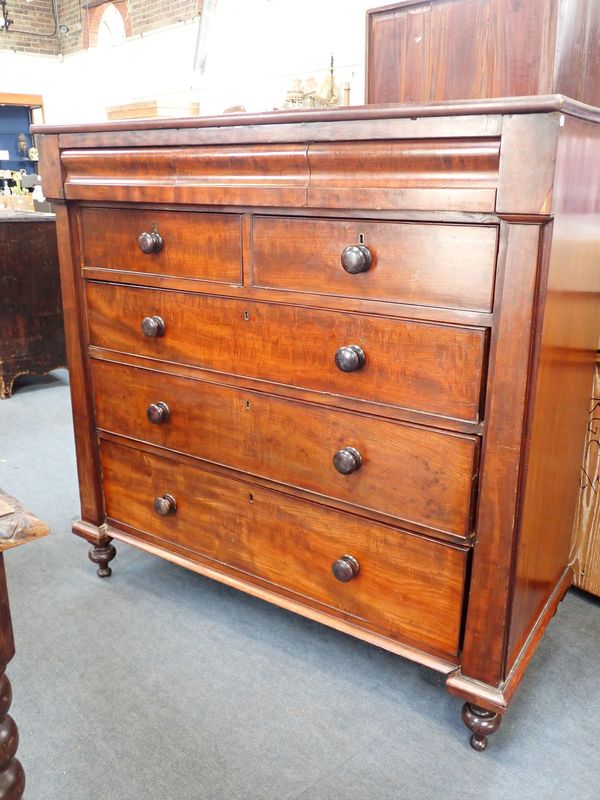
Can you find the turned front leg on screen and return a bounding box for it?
[461,702,502,751]
[88,539,117,578]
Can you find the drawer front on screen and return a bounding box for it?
[81,207,242,283]
[101,440,468,658]
[92,360,478,538]
[252,217,497,312]
[86,282,487,423]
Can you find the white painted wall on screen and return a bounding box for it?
[1,0,375,123]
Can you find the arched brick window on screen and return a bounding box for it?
[84,1,132,49]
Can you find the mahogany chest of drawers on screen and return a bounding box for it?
[35,96,600,749]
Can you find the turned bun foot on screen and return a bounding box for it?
[461,702,502,751]
[88,540,117,578]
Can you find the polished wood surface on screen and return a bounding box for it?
[101,440,468,659]
[54,204,105,527]
[91,359,479,538]
[251,216,498,312]
[35,98,600,748]
[58,138,500,212]
[81,207,242,283]
[506,114,600,667]
[0,215,66,399]
[458,222,543,686]
[85,282,488,424]
[366,0,600,106]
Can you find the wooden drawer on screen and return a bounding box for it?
[101,439,468,658]
[80,207,242,284]
[91,359,479,539]
[252,217,498,312]
[86,282,487,424]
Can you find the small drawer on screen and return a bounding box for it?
[252,216,498,312]
[101,440,469,659]
[86,282,488,424]
[91,360,479,539]
[80,207,242,284]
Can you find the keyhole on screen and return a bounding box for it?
[245,400,251,411]
[248,493,254,503]
[358,233,365,244]
[244,310,250,321]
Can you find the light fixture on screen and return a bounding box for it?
[0,1,13,32]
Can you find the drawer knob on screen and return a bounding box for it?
[341,244,372,274]
[335,345,366,373]
[138,230,164,254]
[333,446,363,474]
[154,493,177,516]
[141,316,165,338]
[146,401,170,424]
[332,554,360,583]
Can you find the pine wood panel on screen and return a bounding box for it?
[91,359,479,539]
[572,358,600,596]
[85,281,488,424]
[101,439,468,658]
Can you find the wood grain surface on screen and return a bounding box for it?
[91,359,479,539]
[101,439,468,659]
[252,216,498,312]
[81,207,242,284]
[85,281,488,423]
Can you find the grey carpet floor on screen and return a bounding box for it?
[0,369,599,800]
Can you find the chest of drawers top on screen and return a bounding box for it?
[36,94,599,217]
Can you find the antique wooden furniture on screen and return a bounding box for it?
[366,0,600,107]
[34,95,600,749]
[0,490,50,799]
[0,211,66,399]
[572,355,600,597]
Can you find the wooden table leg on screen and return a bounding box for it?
[0,555,25,799]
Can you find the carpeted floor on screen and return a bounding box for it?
[0,369,599,799]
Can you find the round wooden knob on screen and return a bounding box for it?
[341,244,372,274]
[146,401,170,424]
[138,230,164,254]
[332,554,360,582]
[154,493,177,516]
[335,345,366,372]
[141,316,165,338]
[333,446,363,474]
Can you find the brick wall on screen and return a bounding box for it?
[128,0,201,36]
[0,0,202,56]
[0,0,60,55]
[58,0,84,54]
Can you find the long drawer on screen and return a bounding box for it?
[86,282,488,423]
[91,359,479,538]
[101,439,469,659]
[252,216,498,312]
[81,207,242,283]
